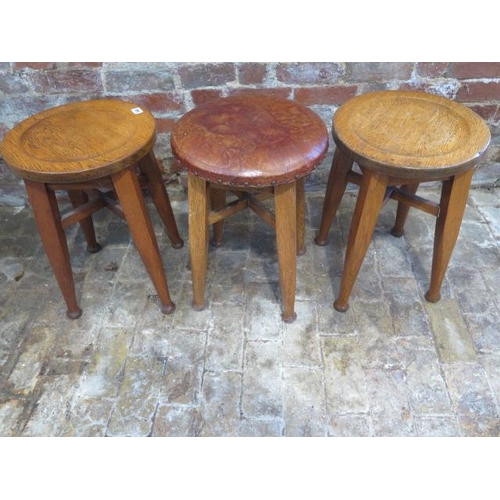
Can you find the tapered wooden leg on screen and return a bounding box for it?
[390,182,420,237]
[315,148,354,246]
[425,169,474,303]
[67,190,101,253]
[188,174,210,311]
[334,169,388,312]
[275,182,297,323]
[296,177,306,256]
[112,166,175,314]
[139,151,184,249]
[210,187,226,247]
[24,180,82,319]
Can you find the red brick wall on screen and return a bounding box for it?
[1,62,499,198]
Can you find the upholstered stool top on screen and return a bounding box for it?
[171,94,329,187]
[0,99,156,183]
[332,90,491,180]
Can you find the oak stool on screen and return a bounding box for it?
[0,99,183,318]
[171,95,328,322]
[314,90,491,312]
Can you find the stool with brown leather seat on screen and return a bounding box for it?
[171,95,328,322]
[314,90,491,312]
[0,99,183,319]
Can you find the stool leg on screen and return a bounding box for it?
[296,177,306,256]
[275,182,297,323]
[24,180,82,319]
[391,182,420,237]
[315,148,354,246]
[334,169,388,312]
[67,190,101,253]
[111,166,175,314]
[425,169,474,303]
[188,174,210,311]
[210,187,226,247]
[139,151,184,249]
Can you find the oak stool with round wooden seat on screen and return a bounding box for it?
[0,99,183,319]
[314,90,491,312]
[171,95,328,322]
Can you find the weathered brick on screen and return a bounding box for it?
[443,363,500,437]
[229,87,292,100]
[294,85,357,105]
[283,366,326,436]
[153,405,199,437]
[396,341,452,413]
[22,376,80,436]
[452,62,500,79]
[178,63,236,88]
[1,94,76,126]
[29,69,103,94]
[399,81,459,99]
[426,299,477,364]
[468,104,499,122]
[105,70,174,93]
[239,417,283,436]
[164,156,183,174]
[456,81,500,102]
[155,117,177,134]
[0,122,8,140]
[0,72,30,93]
[416,62,449,78]
[63,62,103,68]
[322,337,369,413]
[480,354,500,406]
[120,92,184,113]
[159,358,203,406]
[0,401,25,437]
[107,356,164,437]
[205,304,245,371]
[347,62,413,82]
[366,367,415,436]
[76,328,129,399]
[414,416,460,437]
[239,63,267,84]
[276,62,343,85]
[14,62,55,70]
[242,341,283,417]
[328,414,371,437]
[198,371,241,436]
[191,88,223,106]
[282,301,321,366]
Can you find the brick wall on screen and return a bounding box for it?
[1,62,500,205]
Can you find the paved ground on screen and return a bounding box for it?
[1,179,499,437]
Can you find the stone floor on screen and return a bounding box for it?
[1,182,499,437]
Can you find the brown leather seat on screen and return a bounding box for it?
[171,94,329,322]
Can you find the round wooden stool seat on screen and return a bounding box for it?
[315,90,490,312]
[333,90,490,179]
[1,99,183,318]
[171,95,328,322]
[1,99,157,183]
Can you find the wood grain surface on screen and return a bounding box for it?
[0,99,156,183]
[333,90,491,179]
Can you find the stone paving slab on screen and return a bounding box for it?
[0,186,499,436]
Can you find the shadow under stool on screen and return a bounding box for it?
[171,94,328,322]
[0,99,183,319]
[314,90,491,312]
